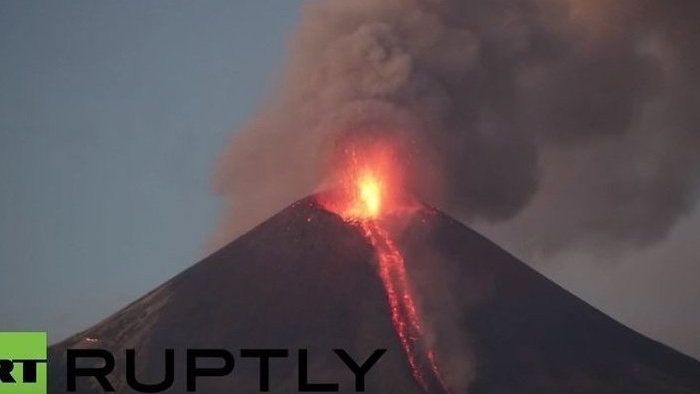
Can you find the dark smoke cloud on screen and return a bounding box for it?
[211,0,700,253]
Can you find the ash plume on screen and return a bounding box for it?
[211,0,700,254]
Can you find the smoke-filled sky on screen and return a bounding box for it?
[1,0,699,359]
[213,0,700,253]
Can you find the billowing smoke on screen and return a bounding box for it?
[211,0,700,254]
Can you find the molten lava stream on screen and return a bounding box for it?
[321,156,451,394]
[358,219,451,394]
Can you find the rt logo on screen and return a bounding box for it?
[0,332,47,394]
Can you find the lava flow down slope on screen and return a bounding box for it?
[48,152,700,394]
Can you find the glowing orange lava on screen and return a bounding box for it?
[320,146,451,394]
[357,171,382,217]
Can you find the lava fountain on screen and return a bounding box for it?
[319,145,452,394]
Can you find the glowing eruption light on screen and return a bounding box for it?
[357,172,382,218]
[320,146,451,394]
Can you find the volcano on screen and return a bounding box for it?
[48,195,700,394]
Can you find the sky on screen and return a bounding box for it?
[0,0,300,340]
[1,0,698,360]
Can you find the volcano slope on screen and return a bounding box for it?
[48,196,700,394]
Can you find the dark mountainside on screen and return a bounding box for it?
[49,196,700,394]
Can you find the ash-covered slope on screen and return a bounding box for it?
[49,196,700,394]
[49,197,421,394]
[400,207,700,394]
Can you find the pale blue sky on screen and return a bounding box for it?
[0,0,302,341]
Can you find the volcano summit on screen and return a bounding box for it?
[48,195,700,394]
